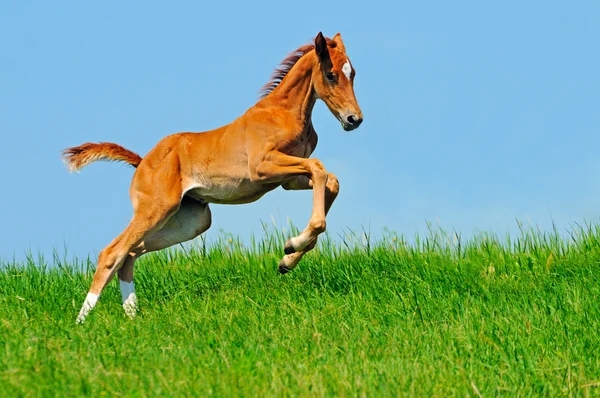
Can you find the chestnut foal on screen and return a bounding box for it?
[63,32,363,323]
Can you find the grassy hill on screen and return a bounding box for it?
[1,224,599,396]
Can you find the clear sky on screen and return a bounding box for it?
[1,1,599,262]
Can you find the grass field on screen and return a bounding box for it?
[1,223,600,396]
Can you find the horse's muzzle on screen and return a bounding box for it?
[342,114,363,131]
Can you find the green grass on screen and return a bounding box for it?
[1,223,600,396]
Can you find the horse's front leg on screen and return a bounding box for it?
[282,173,340,214]
[278,173,340,273]
[250,151,332,271]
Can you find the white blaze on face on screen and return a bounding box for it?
[342,59,352,81]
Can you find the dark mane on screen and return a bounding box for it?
[258,43,316,100]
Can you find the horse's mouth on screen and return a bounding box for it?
[342,122,359,131]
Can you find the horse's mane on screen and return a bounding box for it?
[258,37,335,100]
[258,44,315,99]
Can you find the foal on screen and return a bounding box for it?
[63,32,363,323]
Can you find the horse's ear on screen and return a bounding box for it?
[333,33,345,52]
[315,32,328,59]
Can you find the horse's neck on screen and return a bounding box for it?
[267,55,317,127]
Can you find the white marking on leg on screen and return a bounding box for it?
[290,235,305,252]
[120,280,138,319]
[289,228,315,252]
[342,60,352,81]
[76,292,99,324]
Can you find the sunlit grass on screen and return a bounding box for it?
[1,222,600,396]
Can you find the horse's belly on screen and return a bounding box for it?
[184,180,280,205]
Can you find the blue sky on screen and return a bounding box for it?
[1,1,599,261]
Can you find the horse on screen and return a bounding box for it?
[62,32,363,324]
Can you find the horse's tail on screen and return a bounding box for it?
[61,142,143,172]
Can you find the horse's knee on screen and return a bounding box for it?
[307,159,327,181]
[327,173,340,196]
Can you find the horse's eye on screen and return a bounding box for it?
[326,72,335,82]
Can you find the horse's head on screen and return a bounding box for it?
[312,32,363,131]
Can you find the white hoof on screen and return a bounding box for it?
[76,293,99,324]
[123,295,138,319]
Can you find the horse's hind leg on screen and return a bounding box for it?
[76,197,180,324]
[117,257,138,319]
[116,197,211,318]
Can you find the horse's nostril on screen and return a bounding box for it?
[347,115,363,126]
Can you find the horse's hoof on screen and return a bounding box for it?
[284,239,296,255]
[278,262,291,274]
